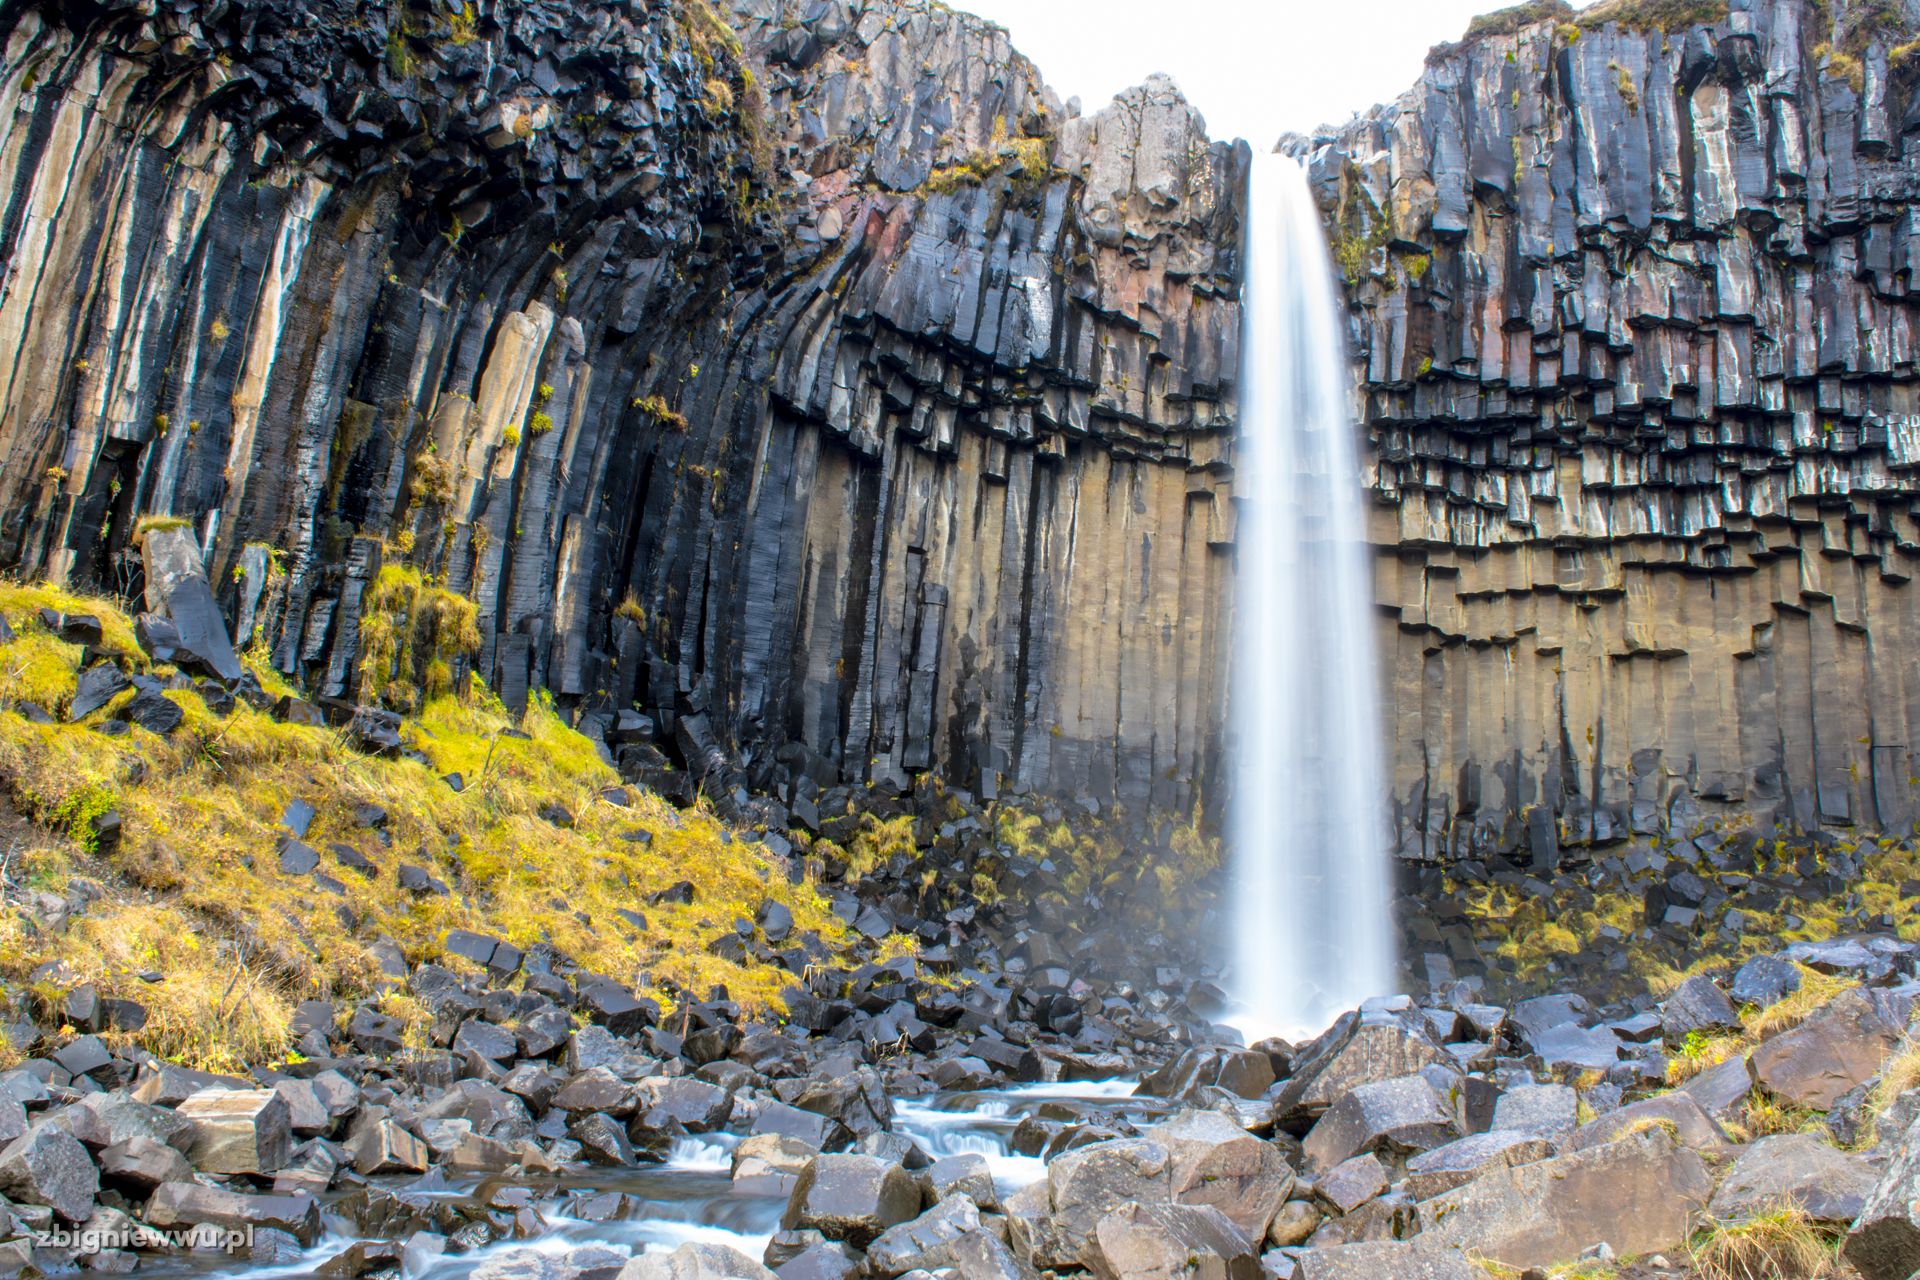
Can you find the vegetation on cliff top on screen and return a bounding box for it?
[0,581,878,1073]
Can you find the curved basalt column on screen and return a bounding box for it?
[0,0,1242,813]
[1313,0,1920,859]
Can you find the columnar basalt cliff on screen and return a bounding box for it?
[1312,0,1920,862]
[0,0,1241,813]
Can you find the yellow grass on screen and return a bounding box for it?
[1689,1203,1840,1280]
[0,582,885,1072]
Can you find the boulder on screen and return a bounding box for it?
[1730,955,1802,1009]
[1416,1130,1712,1268]
[1312,1153,1386,1216]
[1291,1241,1479,1280]
[1661,975,1741,1043]
[636,1077,732,1132]
[1569,1091,1732,1155]
[1274,1017,1444,1122]
[1748,989,1902,1110]
[1044,1138,1174,1265]
[1089,1202,1259,1280]
[144,1182,322,1246]
[1148,1110,1293,1240]
[1526,1024,1620,1073]
[1489,1084,1577,1140]
[0,1125,98,1221]
[98,1135,193,1190]
[176,1089,293,1175]
[1301,1076,1453,1172]
[782,1154,922,1247]
[1709,1133,1877,1225]
[617,1242,778,1280]
[1265,1200,1321,1248]
[1403,1131,1557,1201]
[1848,1113,1920,1280]
[140,524,243,681]
[866,1194,981,1275]
[925,1152,998,1211]
[347,1119,431,1175]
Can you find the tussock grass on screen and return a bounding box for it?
[1689,1203,1841,1280]
[0,581,878,1072]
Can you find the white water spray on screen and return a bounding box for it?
[1229,152,1395,1040]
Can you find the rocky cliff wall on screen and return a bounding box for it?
[0,0,1243,815]
[1313,0,1920,862]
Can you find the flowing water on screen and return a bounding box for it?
[1229,152,1396,1040]
[138,1082,1165,1279]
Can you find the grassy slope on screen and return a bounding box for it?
[0,582,883,1072]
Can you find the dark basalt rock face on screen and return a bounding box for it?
[0,0,1242,812]
[1311,0,1920,862]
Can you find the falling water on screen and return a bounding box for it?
[1229,152,1395,1039]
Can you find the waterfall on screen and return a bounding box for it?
[1228,152,1396,1039]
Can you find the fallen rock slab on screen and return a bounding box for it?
[1301,1075,1453,1173]
[1845,1114,1920,1280]
[1569,1090,1732,1155]
[175,1089,292,1175]
[144,1182,322,1246]
[1709,1133,1877,1225]
[1404,1131,1556,1201]
[1090,1202,1258,1280]
[782,1153,921,1248]
[618,1241,778,1280]
[1748,989,1902,1111]
[1291,1241,1479,1280]
[1416,1130,1711,1268]
[1150,1110,1292,1241]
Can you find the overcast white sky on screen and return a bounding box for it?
[952,1,1579,148]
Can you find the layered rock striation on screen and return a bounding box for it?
[0,0,1243,813]
[1311,0,1920,860]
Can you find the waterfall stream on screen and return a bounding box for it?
[1229,152,1396,1039]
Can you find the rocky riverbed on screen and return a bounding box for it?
[6,914,1920,1279]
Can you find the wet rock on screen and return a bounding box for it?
[175,1089,292,1175]
[924,1152,997,1211]
[734,1133,819,1195]
[144,1182,323,1246]
[781,1153,922,1247]
[572,1113,637,1167]
[1749,989,1902,1110]
[0,1125,97,1221]
[1710,1133,1877,1225]
[636,1077,732,1132]
[1302,1075,1454,1172]
[866,1193,982,1275]
[1416,1130,1711,1268]
[1090,1201,1259,1280]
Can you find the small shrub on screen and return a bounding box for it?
[1689,1203,1840,1280]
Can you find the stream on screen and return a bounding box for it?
[137,1080,1165,1279]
